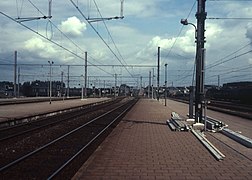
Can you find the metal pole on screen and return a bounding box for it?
[61,71,63,98]
[157,47,160,101]
[152,68,154,99]
[18,67,20,97]
[14,51,17,98]
[104,80,106,97]
[48,61,53,104]
[148,71,151,98]
[114,74,117,98]
[189,86,194,118]
[84,52,87,98]
[67,65,70,98]
[195,0,206,123]
[165,63,167,106]
[218,75,220,88]
[81,78,84,100]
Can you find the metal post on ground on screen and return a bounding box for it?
[14,51,17,98]
[189,86,194,118]
[67,65,70,98]
[165,63,167,106]
[48,61,54,104]
[148,71,151,98]
[152,68,154,99]
[157,46,160,101]
[195,0,206,123]
[114,74,117,98]
[18,67,20,98]
[84,51,87,98]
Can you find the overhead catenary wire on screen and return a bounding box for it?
[25,0,106,67]
[206,49,252,70]
[91,0,136,80]
[0,11,113,76]
[164,0,196,59]
[70,0,138,83]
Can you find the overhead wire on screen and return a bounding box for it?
[0,5,113,76]
[206,49,252,70]
[92,0,136,80]
[164,1,197,86]
[26,0,104,66]
[70,0,139,85]
[164,0,196,59]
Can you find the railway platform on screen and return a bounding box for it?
[0,97,110,123]
[73,99,252,180]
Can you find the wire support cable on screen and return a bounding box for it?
[206,65,252,79]
[206,49,252,70]
[23,0,106,67]
[70,0,135,79]
[92,0,135,80]
[207,17,252,20]
[0,11,113,76]
[164,1,196,59]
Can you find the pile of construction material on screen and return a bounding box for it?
[166,112,189,131]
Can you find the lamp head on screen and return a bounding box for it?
[180,19,188,25]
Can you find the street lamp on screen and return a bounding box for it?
[48,61,54,104]
[181,18,206,124]
[180,19,196,120]
[180,19,197,39]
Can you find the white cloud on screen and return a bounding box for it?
[59,16,86,37]
[24,37,57,59]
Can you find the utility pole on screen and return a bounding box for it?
[114,74,117,98]
[157,47,160,101]
[67,65,70,98]
[18,67,20,97]
[148,71,151,98]
[14,51,17,98]
[104,80,106,97]
[61,71,64,98]
[218,75,220,88]
[165,63,168,106]
[48,61,54,104]
[152,68,155,99]
[195,0,207,123]
[84,52,87,98]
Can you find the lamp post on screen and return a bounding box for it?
[48,61,54,104]
[180,19,196,119]
[180,1,206,124]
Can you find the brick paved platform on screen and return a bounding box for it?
[73,99,252,180]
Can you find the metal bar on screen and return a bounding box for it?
[221,128,252,148]
[191,128,224,161]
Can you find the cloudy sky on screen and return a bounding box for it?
[0,0,252,88]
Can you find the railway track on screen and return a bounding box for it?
[0,97,138,179]
[170,97,252,119]
[0,98,116,140]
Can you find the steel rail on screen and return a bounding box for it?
[47,99,137,179]
[0,99,113,141]
[0,99,134,173]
